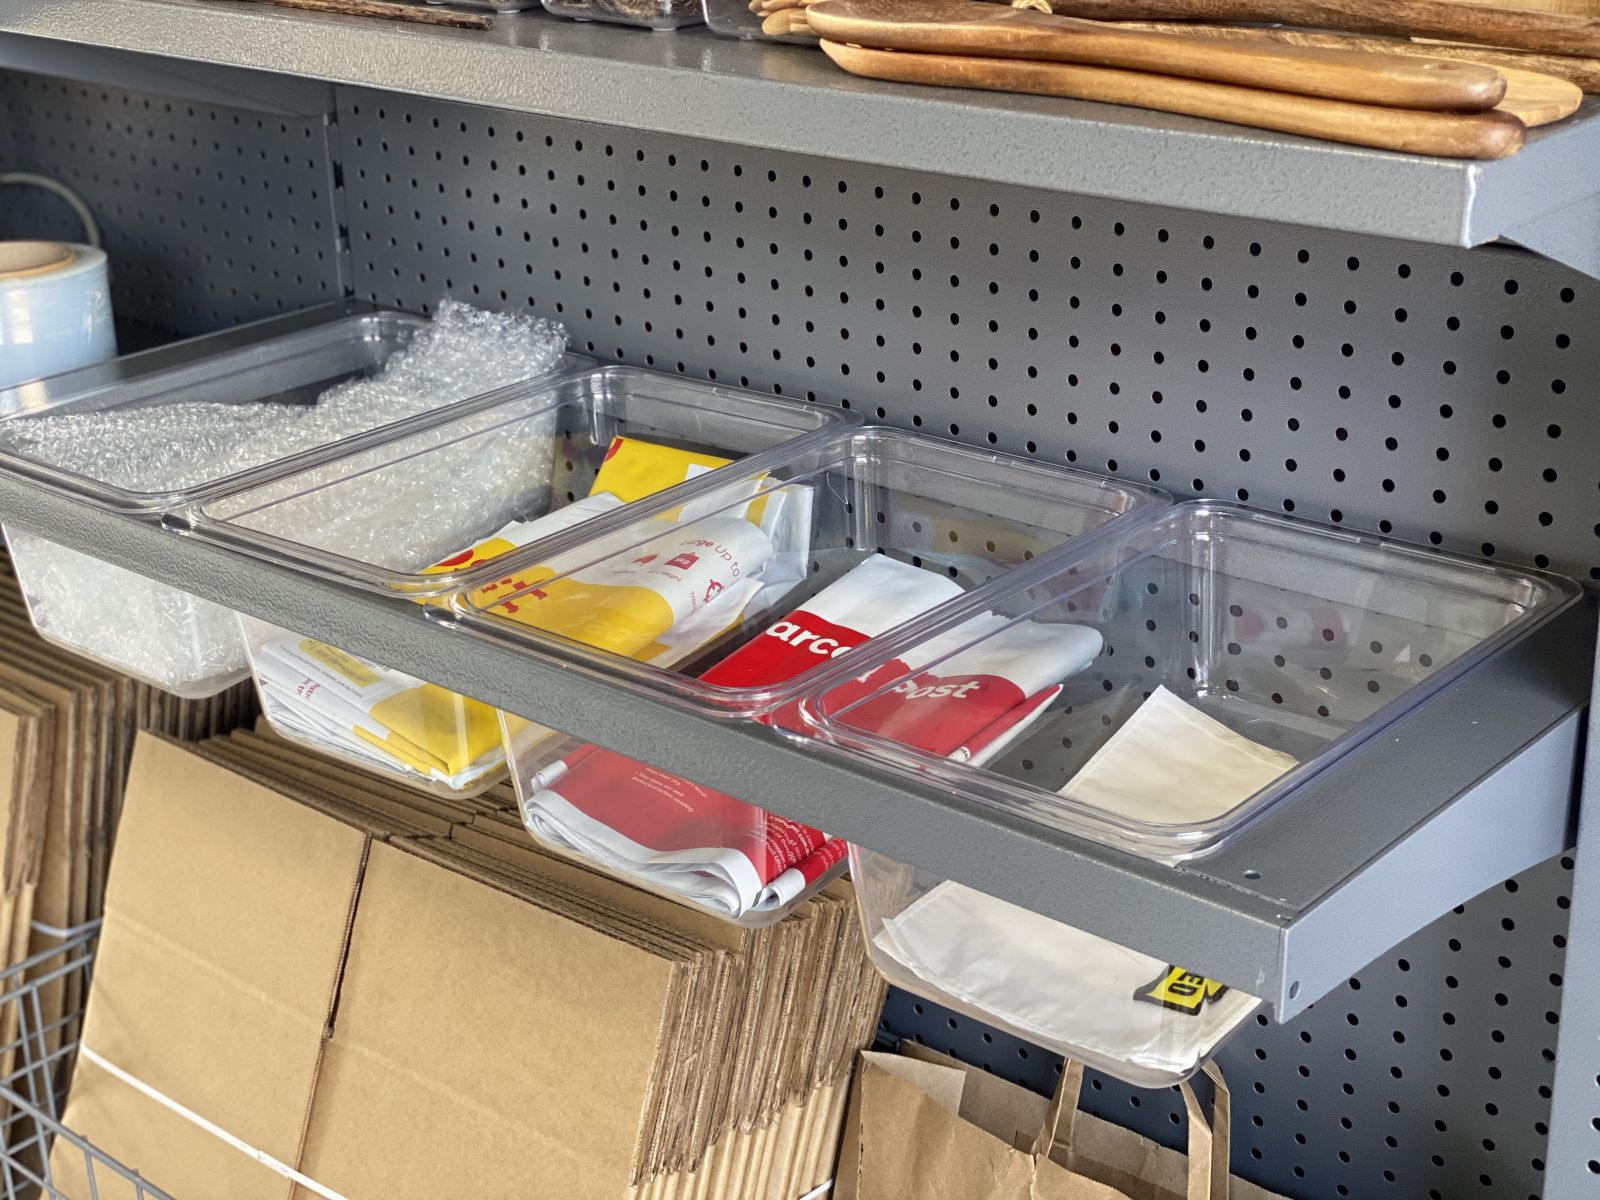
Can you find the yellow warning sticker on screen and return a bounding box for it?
[1134,966,1229,1016]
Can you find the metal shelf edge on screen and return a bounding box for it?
[0,471,1583,1015]
[1276,710,1582,1017]
[5,3,1600,263]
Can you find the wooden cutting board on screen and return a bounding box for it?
[821,41,1527,158]
[1006,0,1600,57]
[806,0,1506,110]
[1495,64,1583,123]
[1117,15,1582,121]
[1109,21,1600,94]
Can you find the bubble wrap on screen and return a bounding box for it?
[0,299,568,492]
[233,402,563,573]
[7,532,254,698]
[6,301,569,695]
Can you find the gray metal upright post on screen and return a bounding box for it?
[1543,616,1600,1199]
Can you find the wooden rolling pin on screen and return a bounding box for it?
[821,41,1527,157]
[987,0,1600,58]
[807,0,1506,108]
[1113,20,1600,93]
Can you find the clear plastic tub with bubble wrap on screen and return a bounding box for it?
[188,366,857,797]
[446,428,1164,921]
[801,499,1583,864]
[0,302,579,697]
[702,0,819,43]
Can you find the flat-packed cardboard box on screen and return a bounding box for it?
[50,736,368,1199]
[54,731,879,1198]
[297,838,700,1199]
[0,551,256,1049]
[631,1077,848,1200]
[450,814,883,1149]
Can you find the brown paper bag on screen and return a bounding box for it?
[1036,1061,1228,1200]
[846,1048,1286,1200]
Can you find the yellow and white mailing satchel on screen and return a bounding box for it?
[474,515,775,658]
[251,436,812,791]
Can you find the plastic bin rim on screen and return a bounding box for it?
[449,427,1172,629]
[444,426,1172,622]
[821,425,1171,507]
[173,368,859,598]
[0,299,401,415]
[791,497,1583,860]
[1095,498,1587,595]
[0,310,587,515]
[794,496,1583,719]
[436,434,1170,719]
[0,308,434,510]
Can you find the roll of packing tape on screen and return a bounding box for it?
[0,241,116,391]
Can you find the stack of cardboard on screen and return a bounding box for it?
[0,554,254,1061]
[52,728,884,1199]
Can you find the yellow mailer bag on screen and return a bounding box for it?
[253,437,775,791]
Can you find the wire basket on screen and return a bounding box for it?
[0,921,173,1199]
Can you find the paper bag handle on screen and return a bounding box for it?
[1032,1058,1087,1163]
[1175,1061,1232,1200]
[1033,1058,1232,1199]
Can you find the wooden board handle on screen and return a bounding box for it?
[1107,20,1581,122]
[1100,21,1574,123]
[808,0,1505,110]
[820,40,1527,158]
[1109,20,1600,94]
[1022,0,1600,58]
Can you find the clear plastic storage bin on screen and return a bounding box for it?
[0,308,430,512]
[848,846,1263,1086]
[804,500,1582,863]
[454,427,1167,718]
[0,306,579,697]
[541,0,703,29]
[192,366,856,796]
[456,429,1164,922]
[702,0,818,43]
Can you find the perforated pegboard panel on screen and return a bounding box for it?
[331,86,1594,1200]
[0,69,345,340]
[336,86,1600,588]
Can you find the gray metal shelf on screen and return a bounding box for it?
[0,325,1585,1020]
[5,0,1600,273]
